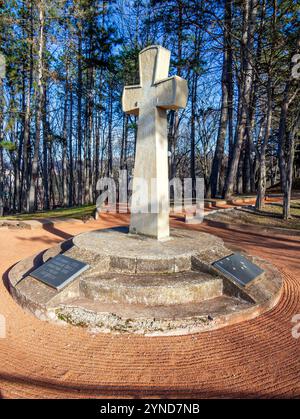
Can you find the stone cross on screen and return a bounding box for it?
[122,45,188,240]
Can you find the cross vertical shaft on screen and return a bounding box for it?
[122,45,188,240]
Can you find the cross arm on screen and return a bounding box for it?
[122,85,142,116]
[155,76,188,110]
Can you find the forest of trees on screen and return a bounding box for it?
[0,0,299,219]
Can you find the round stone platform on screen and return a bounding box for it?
[8,227,283,336]
[72,226,226,273]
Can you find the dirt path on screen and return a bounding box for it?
[0,214,299,398]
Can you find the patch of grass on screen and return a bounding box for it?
[56,311,91,327]
[1,204,95,221]
[208,200,300,230]
[259,201,300,218]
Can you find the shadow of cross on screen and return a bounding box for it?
[122,45,188,240]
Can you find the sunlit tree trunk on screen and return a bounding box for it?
[256,79,273,210]
[209,0,232,198]
[283,110,300,220]
[224,0,258,198]
[27,0,45,212]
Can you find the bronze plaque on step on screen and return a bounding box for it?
[212,253,264,287]
[30,254,89,291]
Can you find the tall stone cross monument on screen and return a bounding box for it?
[122,45,188,240]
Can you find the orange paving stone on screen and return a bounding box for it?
[0,213,299,398]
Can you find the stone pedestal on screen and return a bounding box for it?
[8,227,282,336]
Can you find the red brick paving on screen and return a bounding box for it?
[0,214,299,398]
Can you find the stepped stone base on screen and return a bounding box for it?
[79,271,224,305]
[8,227,283,336]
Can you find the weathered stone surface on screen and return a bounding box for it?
[122,45,188,240]
[80,271,223,305]
[73,227,225,273]
[174,255,191,272]
[55,296,253,335]
[135,257,174,273]
[109,256,137,274]
[8,227,283,336]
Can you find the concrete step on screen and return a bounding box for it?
[55,295,253,333]
[79,271,224,306]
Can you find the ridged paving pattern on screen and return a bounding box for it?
[0,213,299,398]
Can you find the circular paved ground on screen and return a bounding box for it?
[0,214,299,398]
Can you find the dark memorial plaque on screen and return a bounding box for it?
[30,254,89,291]
[212,253,264,288]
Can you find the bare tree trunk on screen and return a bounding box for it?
[283,110,300,219]
[224,0,258,198]
[120,114,129,171]
[77,27,83,205]
[27,0,44,212]
[168,111,175,182]
[85,65,94,203]
[237,150,244,194]
[62,78,68,207]
[227,5,234,161]
[256,79,273,210]
[278,82,291,191]
[107,88,113,177]
[245,0,267,195]
[49,141,55,208]
[209,0,232,198]
[21,0,33,211]
[15,107,22,212]
[190,71,197,198]
[94,105,101,195]
[69,86,74,207]
[169,0,183,183]
[42,84,50,209]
